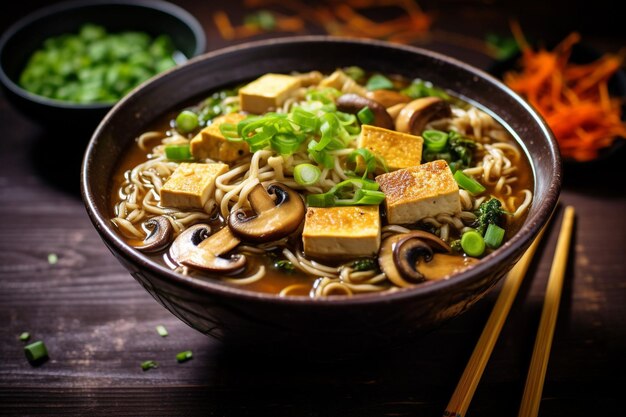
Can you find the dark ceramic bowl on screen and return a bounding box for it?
[81,37,561,355]
[0,0,205,135]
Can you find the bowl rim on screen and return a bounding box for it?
[81,35,562,306]
[0,0,206,110]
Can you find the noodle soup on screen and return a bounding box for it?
[109,68,533,297]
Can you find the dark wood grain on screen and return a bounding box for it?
[1,1,625,416]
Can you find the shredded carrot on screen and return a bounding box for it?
[504,25,626,162]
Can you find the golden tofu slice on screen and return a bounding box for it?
[376,160,460,225]
[190,113,249,162]
[239,73,301,114]
[302,206,381,260]
[357,124,423,172]
[160,162,228,210]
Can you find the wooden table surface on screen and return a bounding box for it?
[1,1,624,416]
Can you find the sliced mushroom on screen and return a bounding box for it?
[366,90,411,108]
[228,182,305,243]
[416,253,479,280]
[378,231,451,287]
[387,103,407,120]
[133,216,174,253]
[169,224,246,273]
[395,97,452,135]
[336,93,394,129]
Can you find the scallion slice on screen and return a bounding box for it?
[176,350,193,363]
[155,325,168,337]
[306,178,385,207]
[175,110,199,133]
[423,130,449,152]
[19,332,30,342]
[454,170,486,195]
[164,144,192,161]
[24,340,48,362]
[294,163,321,186]
[141,360,158,371]
[461,230,486,257]
[484,223,505,249]
[366,74,394,91]
[357,106,374,124]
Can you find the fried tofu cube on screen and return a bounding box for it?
[302,206,381,259]
[357,124,423,172]
[319,70,367,96]
[376,160,461,225]
[239,73,301,114]
[190,113,249,162]
[160,162,228,210]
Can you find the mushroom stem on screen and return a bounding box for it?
[133,216,173,253]
[169,224,246,274]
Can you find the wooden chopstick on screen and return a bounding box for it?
[443,221,550,417]
[518,205,575,417]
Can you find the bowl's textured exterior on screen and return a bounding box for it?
[0,0,205,133]
[81,37,561,354]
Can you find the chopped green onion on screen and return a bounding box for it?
[422,130,449,152]
[219,122,240,140]
[454,170,486,195]
[484,223,506,249]
[294,163,321,186]
[461,230,486,257]
[347,148,377,178]
[48,253,58,265]
[344,66,365,82]
[357,106,374,124]
[24,340,48,362]
[366,74,394,91]
[291,107,318,131]
[175,110,199,133]
[244,10,276,30]
[141,360,158,371]
[19,332,30,342]
[274,259,295,272]
[155,325,168,337]
[176,350,193,363]
[306,178,385,207]
[164,144,192,161]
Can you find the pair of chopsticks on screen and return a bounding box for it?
[444,205,576,417]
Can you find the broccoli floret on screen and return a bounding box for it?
[422,131,477,170]
[475,198,506,235]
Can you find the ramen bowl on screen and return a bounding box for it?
[81,37,561,354]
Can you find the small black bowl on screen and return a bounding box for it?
[0,0,206,135]
[81,36,561,355]
[489,42,626,166]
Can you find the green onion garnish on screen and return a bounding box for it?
[176,350,193,363]
[366,74,394,91]
[454,170,486,195]
[141,360,158,371]
[24,340,48,362]
[294,163,321,186]
[176,110,199,133]
[274,259,295,272]
[19,332,30,342]
[346,148,377,178]
[344,66,365,82]
[357,106,374,124]
[423,130,449,152]
[306,178,385,207]
[155,325,168,337]
[484,223,505,249]
[461,230,486,257]
[48,253,58,265]
[164,144,192,161]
